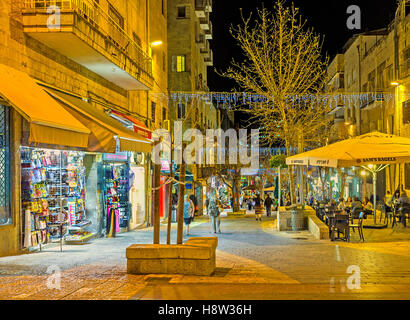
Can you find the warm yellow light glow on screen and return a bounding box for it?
[344,122,351,125]
[368,164,374,169]
[151,41,163,47]
[391,81,400,86]
[360,170,367,176]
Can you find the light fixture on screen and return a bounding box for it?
[360,170,367,176]
[151,41,163,47]
[368,164,374,169]
[344,121,351,125]
[391,81,400,86]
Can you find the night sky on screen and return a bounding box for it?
[208,0,398,92]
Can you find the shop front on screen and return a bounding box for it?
[0,64,152,257]
[45,87,152,238]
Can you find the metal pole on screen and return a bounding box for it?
[278,166,281,211]
[373,171,377,225]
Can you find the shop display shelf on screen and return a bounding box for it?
[64,232,95,245]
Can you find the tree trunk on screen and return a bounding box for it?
[177,143,186,245]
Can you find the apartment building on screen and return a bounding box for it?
[325,0,410,199]
[167,0,218,214]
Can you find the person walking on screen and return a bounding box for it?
[264,194,273,217]
[254,194,262,221]
[208,189,221,233]
[183,194,194,236]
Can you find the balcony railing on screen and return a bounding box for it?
[204,49,213,66]
[195,0,212,18]
[204,20,213,39]
[199,12,210,30]
[23,0,153,85]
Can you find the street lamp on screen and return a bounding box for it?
[151,41,163,47]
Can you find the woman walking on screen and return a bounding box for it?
[183,194,194,236]
[254,194,263,221]
[208,189,221,233]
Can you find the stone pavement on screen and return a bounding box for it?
[1,213,410,300]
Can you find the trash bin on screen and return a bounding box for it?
[291,208,305,231]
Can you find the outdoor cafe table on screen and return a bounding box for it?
[327,211,350,241]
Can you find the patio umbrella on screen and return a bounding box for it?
[286,132,410,226]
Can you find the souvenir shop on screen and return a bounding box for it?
[21,147,94,250]
[98,152,131,235]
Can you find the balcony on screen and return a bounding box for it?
[204,50,213,67]
[196,32,206,49]
[199,12,210,30]
[22,0,153,90]
[204,20,212,40]
[200,39,210,55]
[195,0,212,18]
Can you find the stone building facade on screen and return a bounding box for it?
[326,0,410,198]
[167,0,218,214]
[0,0,168,257]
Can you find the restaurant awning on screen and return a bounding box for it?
[108,110,152,140]
[0,64,90,148]
[286,132,410,168]
[44,88,152,153]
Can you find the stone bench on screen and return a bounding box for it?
[308,215,329,240]
[126,237,218,276]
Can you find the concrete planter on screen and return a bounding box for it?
[126,237,218,276]
[276,206,316,231]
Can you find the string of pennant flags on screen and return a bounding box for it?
[150,91,410,110]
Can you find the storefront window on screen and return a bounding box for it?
[21,147,91,249]
[0,105,11,226]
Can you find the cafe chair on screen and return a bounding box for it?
[348,211,365,242]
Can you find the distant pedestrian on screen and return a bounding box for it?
[183,194,194,236]
[254,194,262,221]
[264,194,273,217]
[208,189,221,233]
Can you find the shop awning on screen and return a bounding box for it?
[0,64,90,148]
[44,88,152,153]
[108,109,152,140]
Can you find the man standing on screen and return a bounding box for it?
[208,189,221,233]
[264,194,273,217]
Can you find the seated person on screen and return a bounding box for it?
[351,197,364,219]
[337,197,346,211]
[363,197,373,218]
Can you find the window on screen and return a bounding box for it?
[151,102,156,123]
[176,55,185,72]
[177,6,187,18]
[177,103,186,119]
[0,105,10,226]
[133,32,142,48]
[108,4,124,29]
[406,163,410,190]
[403,100,410,124]
[162,107,167,121]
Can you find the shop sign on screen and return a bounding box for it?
[103,153,128,162]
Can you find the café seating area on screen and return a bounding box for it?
[313,201,410,242]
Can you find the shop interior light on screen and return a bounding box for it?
[391,81,400,86]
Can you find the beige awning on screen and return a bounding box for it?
[44,88,152,153]
[0,64,90,148]
[286,132,410,168]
